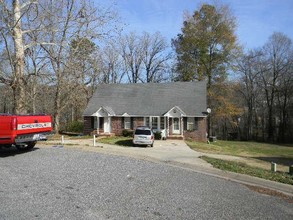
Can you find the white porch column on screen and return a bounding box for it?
[180,117,184,137]
[166,116,169,136]
[97,116,99,134]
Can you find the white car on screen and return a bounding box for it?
[133,126,154,147]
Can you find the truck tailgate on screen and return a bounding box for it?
[16,115,53,135]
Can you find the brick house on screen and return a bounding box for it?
[83,81,208,141]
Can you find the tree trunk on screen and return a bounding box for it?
[13,0,27,114]
[54,79,61,133]
[267,107,274,142]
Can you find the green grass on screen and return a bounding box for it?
[98,136,133,147]
[201,156,293,185]
[186,140,293,165]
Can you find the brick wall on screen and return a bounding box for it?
[133,117,144,129]
[111,117,123,135]
[85,116,207,141]
[111,117,145,135]
[83,116,93,135]
[85,116,146,136]
[183,117,207,142]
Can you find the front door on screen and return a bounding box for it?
[104,117,110,133]
[173,117,180,134]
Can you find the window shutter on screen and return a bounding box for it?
[131,117,134,129]
[91,117,94,129]
[121,117,124,129]
[194,118,198,130]
[183,117,187,130]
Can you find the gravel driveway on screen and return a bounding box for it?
[0,146,292,219]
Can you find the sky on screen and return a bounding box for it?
[100,0,293,50]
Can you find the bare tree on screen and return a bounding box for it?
[0,0,39,113]
[119,32,172,83]
[1,0,120,131]
[236,32,293,142]
[0,84,14,113]
[37,0,118,132]
[236,50,263,140]
[260,32,292,141]
[99,41,126,84]
[119,32,144,83]
[141,32,172,83]
[274,39,293,142]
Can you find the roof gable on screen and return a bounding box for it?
[92,106,115,117]
[164,106,186,117]
[83,81,207,117]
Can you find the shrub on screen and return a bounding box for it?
[67,121,84,133]
[122,129,133,137]
[154,131,162,140]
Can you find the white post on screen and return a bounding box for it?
[93,135,96,147]
[271,162,277,172]
[61,135,64,144]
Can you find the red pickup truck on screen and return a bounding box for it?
[0,114,53,151]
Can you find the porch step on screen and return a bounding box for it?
[168,135,184,140]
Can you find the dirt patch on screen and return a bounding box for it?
[244,184,293,203]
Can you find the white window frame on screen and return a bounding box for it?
[93,117,98,129]
[151,116,159,130]
[124,117,131,129]
[144,116,161,130]
[160,117,165,130]
[187,117,194,131]
[144,117,150,127]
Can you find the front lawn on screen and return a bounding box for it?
[201,156,293,185]
[186,140,293,166]
[188,140,293,184]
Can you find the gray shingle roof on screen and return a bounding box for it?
[83,81,207,117]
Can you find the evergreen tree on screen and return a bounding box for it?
[172,3,239,90]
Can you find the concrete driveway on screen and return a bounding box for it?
[101,139,212,167]
[47,138,212,169]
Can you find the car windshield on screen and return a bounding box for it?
[135,129,151,135]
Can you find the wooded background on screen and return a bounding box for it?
[1,1,292,143]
